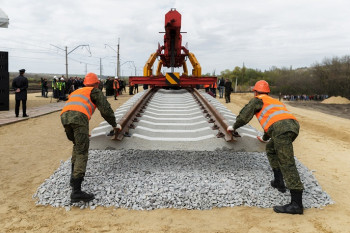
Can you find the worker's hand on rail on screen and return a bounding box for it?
[114,124,122,132]
[232,130,241,137]
[257,133,270,143]
[227,126,241,137]
[108,124,122,137]
[226,126,233,132]
[257,135,267,143]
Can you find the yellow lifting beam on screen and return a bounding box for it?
[143,51,202,77]
[156,60,163,76]
[188,52,202,77]
[143,52,158,76]
[182,61,188,76]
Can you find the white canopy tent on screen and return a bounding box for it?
[0,8,9,28]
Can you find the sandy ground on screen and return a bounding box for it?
[6,92,55,111]
[1,91,350,232]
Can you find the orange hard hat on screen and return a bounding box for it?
[252,80,270,93]
[83,72,99,85]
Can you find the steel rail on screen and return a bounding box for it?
[190,88,235,142]
[112,88,158,140]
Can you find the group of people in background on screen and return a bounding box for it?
[38,75,142,102]
[49,76,84,101]
[204,77,233,103]
[204,78,330,105]
[281,94,329,101]
[104,76,140,99]
[104,77,127,99]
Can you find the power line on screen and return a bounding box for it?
[4,46,100,66]
[50,44,92,78]
[9,55,62,61]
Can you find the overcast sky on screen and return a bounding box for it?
[1,0,350,77]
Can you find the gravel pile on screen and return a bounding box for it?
[33,149,333,210]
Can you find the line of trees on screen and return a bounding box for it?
[217,55,350,99]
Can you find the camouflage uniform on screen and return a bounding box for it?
[61,88,117,179]
[233,97,304,190]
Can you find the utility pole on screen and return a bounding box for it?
[100,58,102,77]
[51,44,91,79]
[235,76,238,93]
[105,39,120,77]
[117,38,120,77]
[65,46,68,79]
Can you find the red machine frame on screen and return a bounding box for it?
[129,8,217,87]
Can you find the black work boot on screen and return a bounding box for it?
[70,163,74,187]
[70,177,94,203]
[271,168,286,193]
[273,190,304,214]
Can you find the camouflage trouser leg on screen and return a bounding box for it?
[64,124,90,179]
[266,132,304,190]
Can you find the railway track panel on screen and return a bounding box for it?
[90,89,265,152]
[34,89,333,210]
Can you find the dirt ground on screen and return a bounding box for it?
[287,101,350,120]
[1,91,350,233]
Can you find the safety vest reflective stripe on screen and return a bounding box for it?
[255,94,297,132]
[60,87,96,120]
[261,110,293,129]
[63,101,93,117]
[69,94,95,115]
[257,104,284,121]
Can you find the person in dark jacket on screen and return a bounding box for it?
[98,78,104,91]
[218,77,225,98]
[12,69,29,117]
[224,78,233,103]
[43,78,48,98]
[105,77,114,96]
[40,77,45,97]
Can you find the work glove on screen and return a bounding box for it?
[257,133,270,143]
[108,124,122,136]
[227,126,241,137]
[114,124,122,132]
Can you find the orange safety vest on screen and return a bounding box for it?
[204,84,210,88]
[60,87,96,120]
[213,82,217,88]
[113,80,120,89]
[255,94,297,132]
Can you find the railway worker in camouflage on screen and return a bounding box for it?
[227,80,304,214]
[60,72,122,203]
